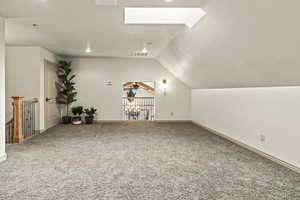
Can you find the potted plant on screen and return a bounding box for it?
[84,107,97,124]
[72,106,83,125]
[55,60,77,124]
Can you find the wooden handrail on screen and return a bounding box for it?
[123,82,155,94]
[23,98,39,103]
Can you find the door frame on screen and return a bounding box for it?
[121,81,156,121]
[44,60,60,130]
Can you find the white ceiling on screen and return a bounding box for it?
[157,0,300,88]
[0,0,204,58]
[3,0,300,89]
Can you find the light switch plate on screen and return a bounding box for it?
[95,0,118,6]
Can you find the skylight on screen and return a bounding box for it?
[124,8,206,28]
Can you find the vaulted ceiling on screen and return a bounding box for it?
[157,0,300,88]
[1,0,300,89]
[0,0,203,58]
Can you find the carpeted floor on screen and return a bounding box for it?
[0,122,299,200]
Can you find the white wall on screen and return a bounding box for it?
[72,58,190,121]
[6,47,41,126]
[0,16,6,162]
[5,46,60,131]
[157,0,300,89]
[191,87,300,168]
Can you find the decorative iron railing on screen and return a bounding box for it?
[5,97,38,144]
[5,119,14,144]
[22,99,37,139]
[122,97,155,120]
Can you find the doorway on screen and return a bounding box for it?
[44,60,60,130]
[122,82,155,121]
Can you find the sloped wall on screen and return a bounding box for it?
[156,0,300,169]
[157,0,300,89]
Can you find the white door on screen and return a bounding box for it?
[44,60,60,130]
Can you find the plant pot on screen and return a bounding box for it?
[62,116,72,124]
[72,116,82,125]
[85,116,94,124]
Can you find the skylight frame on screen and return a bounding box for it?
[124,7,206,28]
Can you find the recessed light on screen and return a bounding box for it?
[86,47,92,53]
[85,42,92,53]
[86,48,92,53]
[142,47,148,54]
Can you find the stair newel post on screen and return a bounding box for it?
[12,96,24,143]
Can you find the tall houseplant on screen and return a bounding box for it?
[56,61,77,124]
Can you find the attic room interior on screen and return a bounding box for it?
[0,0,300,199]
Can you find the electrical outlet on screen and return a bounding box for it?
[170,112,174,116]
[260,134,266,142]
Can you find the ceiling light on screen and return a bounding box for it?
[86,43,92,53]
[142,47,148,54]
[125,7,206,28]
[86,47,92,53]
[141,42,150,54]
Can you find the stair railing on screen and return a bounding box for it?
[5,97,38,144]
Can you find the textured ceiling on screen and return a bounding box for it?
[0,0,204,58]
[157,0,300,88]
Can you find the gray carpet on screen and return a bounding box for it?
[0,122,299,200]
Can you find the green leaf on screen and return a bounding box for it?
[56,60,77,109]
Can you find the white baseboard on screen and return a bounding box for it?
[192,121,300,174]
[96,120,192,123]
[0,153,7,163]
[155,120,192,123]
[96,120,124,123]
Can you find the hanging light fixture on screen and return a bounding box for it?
[127,88,136,102]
